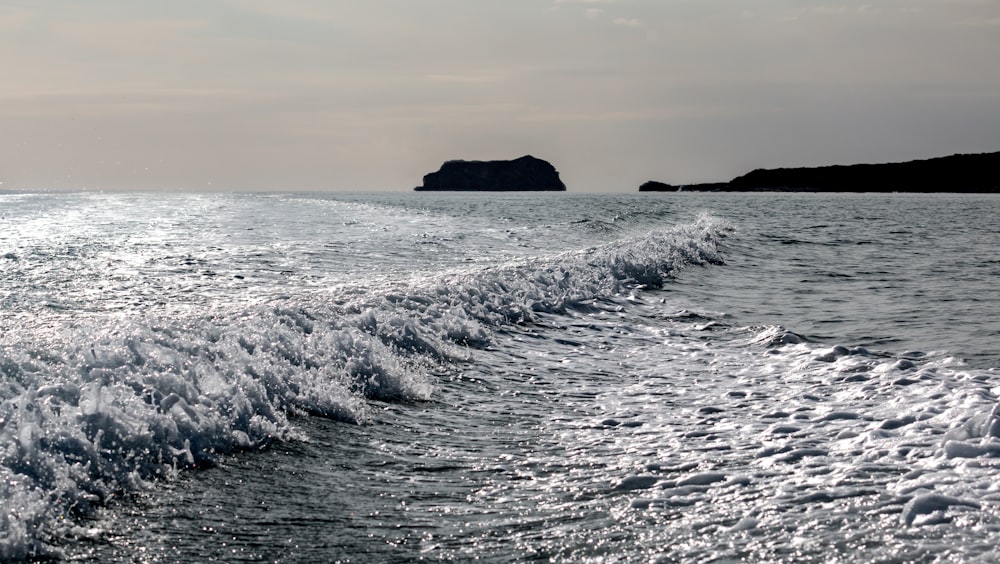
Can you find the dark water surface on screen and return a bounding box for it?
[2,192,998,562]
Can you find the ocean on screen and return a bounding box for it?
[1,191,998,562]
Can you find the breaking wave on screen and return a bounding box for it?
[0,216,728,559]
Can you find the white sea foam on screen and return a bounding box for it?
[0,216,728,559]
[5,193,999,561]
[478,307,1000,562]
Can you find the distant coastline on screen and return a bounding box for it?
[639,151,1000,193]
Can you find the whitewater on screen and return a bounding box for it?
[1,191,998,562]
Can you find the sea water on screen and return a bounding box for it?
[1,191,999,562]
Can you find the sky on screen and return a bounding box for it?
[2,1,999,192]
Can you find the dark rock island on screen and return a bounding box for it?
[639,152,1000,193]
[415,155,566,192]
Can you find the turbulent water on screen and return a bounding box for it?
[1,191,999,562]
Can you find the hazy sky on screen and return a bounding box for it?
[2,1,999,192]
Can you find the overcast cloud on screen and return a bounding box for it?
[2,1,998,191]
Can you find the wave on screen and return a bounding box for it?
[0,215,729,559]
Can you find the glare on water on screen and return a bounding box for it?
[1,191,999,562]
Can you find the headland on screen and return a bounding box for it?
[639,152,1000,193]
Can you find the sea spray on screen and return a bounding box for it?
[4,192,999,561]
[0,216,729,559]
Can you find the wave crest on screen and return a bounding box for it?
[0,215,729,559]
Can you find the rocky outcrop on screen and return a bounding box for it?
[638,181,676,192]
[639,181,729,192]
[415,155,566,192]
[640,152,1000,193]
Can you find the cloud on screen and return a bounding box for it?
[2,0,998,191]
[612,17,642,27]
[0,8,30,31]
[48,18,210,57]
[216,0,341,24]
[423,71,511,84]
[555,0,639,27]
[962,15,1000,26]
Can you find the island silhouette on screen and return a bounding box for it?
[414,155,566,192]
[639,151,999,193]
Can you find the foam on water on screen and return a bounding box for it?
[568,318,1000,561]
[0,215,727,559]
[388,302,1000,561]
[6,192,1000,561]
